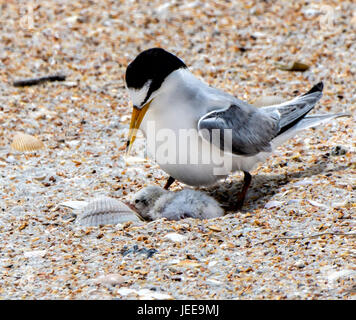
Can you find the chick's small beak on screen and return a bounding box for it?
[126,100,152,154]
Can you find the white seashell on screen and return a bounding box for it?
[206,278,223,285]
[78,197,142,226]
[62,81,78,87]
[60,200,88,210]
[167,259,181,265]
[332,197,350,208]
[136,289,173,300]
[24,250,47,258]
[33,175,47,182]
[208,261,218,268]
[264,200,283,209]
[294,260,305,268]
[116,288,172,300]
[30,108,57,120]
[293,179,314,186]
[307,199,330,209]
[67,140,81,147]
[121,115,131,122]
[116,288,137,296]
[65,15,79,23]
[287,199,302,205]
[11,132,45,152]
[124,156,148,165]
[327,270,355,282]
[252,96,285,107]
[163,233,187,242]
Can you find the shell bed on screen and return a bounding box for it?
[0,0,354,300]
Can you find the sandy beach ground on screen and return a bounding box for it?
[0,0,355,299]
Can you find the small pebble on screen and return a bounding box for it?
[295,260,306,268]
[93,274,125,286]
[331,145,347,156]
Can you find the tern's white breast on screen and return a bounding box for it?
[138,69,268,186]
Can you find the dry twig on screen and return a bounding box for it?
[13,75,66,87]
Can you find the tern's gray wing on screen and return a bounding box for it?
[198,103,280,156]
[198,82,324,157]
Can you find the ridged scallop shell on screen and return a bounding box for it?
[78,197,142,226]
[252,96,285,107]
[11,133,45,152]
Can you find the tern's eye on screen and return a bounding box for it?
[135,199,140,204]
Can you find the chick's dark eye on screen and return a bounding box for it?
[135,199,140,204]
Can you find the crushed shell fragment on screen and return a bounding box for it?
[275,61,310,71]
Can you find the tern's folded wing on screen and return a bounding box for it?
[197,104,280,156]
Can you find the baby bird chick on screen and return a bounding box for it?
[133,186,224,221]
[133,186,166,220]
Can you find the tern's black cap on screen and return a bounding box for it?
[125,48,187,105]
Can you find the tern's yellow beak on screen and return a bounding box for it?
[125,100,152,154]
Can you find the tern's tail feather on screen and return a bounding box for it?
[272,112,350,147]
[276,82,324,135]
[293,113,351,131]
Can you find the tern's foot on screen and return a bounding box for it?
[222,194,246,212]
[235,194,246,210]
